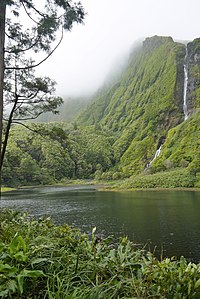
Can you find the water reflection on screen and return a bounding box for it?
[1,186,200,261]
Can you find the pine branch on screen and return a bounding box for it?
[5,28,63,70]
[20,0,47,18]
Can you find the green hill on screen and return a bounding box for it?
[78,36,200,185]
[2,36,200,188]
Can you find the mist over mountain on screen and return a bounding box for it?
[77,35,200,184]
[37,44,136,123]
[37,96,91,123]
[3,35,200,188]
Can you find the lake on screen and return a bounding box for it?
[1,185,200,261]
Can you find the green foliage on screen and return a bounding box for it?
[118,169,196,189]
[77,36,200,180]
[1,0,85,170]
[2,124,115,186]
[0,232,45,297]
[150,112,200,175]
[78,36,186,177]
[1,210,200,298]
[5,0,85,54]
[2,36,200,188]
[187,38,200,110]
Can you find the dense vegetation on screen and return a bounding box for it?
[1,35,200,299]
[78,36,186,174]
[116,111,200,189]
[1,210,200,298]
[2,36,200,188]
[2,124,115,186]
[77,36,200,187]
[2,116,199,188]
[0,0,85,174]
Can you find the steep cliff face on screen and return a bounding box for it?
[78,36,185,174]
[79,36,185,130]
[150,112,200,176]
[187,38,200,114]
[149,38,200,178]
[78,36,200,178]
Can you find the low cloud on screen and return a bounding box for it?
[38,0,200,98]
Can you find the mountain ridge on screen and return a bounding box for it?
[2,35,200,188]
[77,35,200,181]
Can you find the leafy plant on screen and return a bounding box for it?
[0,234,44,297]
[1,209,200,298]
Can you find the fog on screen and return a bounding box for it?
[38,0,200,98]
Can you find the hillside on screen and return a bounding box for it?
[36,97,89,123]
[78,36,200,184]
[2,36,200,188]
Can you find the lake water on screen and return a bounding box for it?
[1,185,200,261]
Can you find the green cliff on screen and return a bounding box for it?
[3,36,200,188]
[78,36,200,185]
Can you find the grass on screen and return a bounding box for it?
[1,210,200,298]
[1,187,16,192]
[114,169,198,190]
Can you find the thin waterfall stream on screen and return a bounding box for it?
[147,45,189,169]
[183,46,189,120]
[146,144,162,169]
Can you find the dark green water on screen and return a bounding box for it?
[1,186,200,261]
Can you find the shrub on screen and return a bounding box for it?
[118,169,196,189]
[1,210,200,298]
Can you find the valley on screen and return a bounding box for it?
[3,36,200,189]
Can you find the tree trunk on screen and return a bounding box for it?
[0,1,6,193]
[0,95,18,170]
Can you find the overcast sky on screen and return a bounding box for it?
[38,0,200,98]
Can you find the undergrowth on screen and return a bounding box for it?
[118,169,197,189]
[0,210,200,298]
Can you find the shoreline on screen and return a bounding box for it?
[2,180,200,193]
[98,186,200,192]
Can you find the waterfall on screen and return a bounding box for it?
[183,46,189,120]
[146,46,189,170]
[146,144,162,169]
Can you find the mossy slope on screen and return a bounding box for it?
[78,36,200,181]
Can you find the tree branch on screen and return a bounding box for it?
[12,112,43,121]
[5,27,63,70]
[12,121,45,135]
[18,89,40,100]
[20,0,47,18]
[5,36,40,54]
[21,0,40,24]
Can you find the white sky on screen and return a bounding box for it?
[38,0,200,98]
